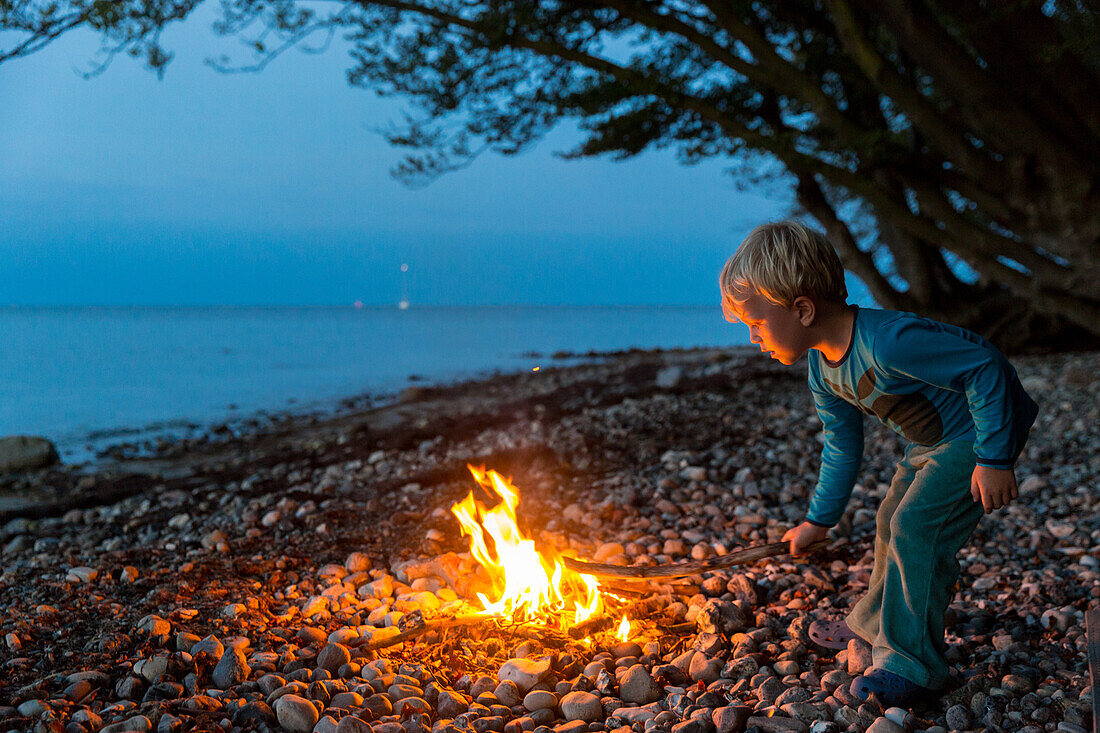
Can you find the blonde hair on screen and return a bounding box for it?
[720,220,847,321]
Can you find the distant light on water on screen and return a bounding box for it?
[399,263,410,309]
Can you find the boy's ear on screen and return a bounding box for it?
[793,296,816,326]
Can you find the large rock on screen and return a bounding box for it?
[724,575,758,607]
[712,705,752,733]
[688,654,722,684]
[498,657,551,693]
[232,701,276,726]
[190,635,224,659]
[99,716,152,733]
[275,694,320,733]
[619,664,663,704]
[436,689,470,718]
[0,436,59,473]
[866,718,905,733]
[212,647,250,689]
[944,704,972,730]
[336,716,375,733]
[560,691,603,722]
[523,690,558,712]
[613,708,657,724]
[134,656,170,683]
[317,643,351,673]
[744,716,808,732]
[488,679,519,707]
[671,717,715,733]
[655,366,683,388]
[696,600,748,636]
[845,638,873,676]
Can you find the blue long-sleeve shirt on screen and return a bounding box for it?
[805,306,1038,527]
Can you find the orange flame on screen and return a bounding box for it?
[616,615,631,642]
[451,465,618,632]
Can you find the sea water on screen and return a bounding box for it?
[1,305,750,462]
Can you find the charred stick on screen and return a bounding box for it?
[568,615,614,639]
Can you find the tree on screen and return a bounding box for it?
[4,0,1099,351]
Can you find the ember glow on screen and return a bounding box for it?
[451,466,624,635]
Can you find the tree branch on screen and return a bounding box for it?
[822,0,1004,188]
[792,170,909,309]
[0,11,88,64]
[946,0,1100,150]
[869,0,1083,173]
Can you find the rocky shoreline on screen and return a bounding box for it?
[1,347,1096,733]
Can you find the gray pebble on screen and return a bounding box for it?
[865,718,904,733]
[524,690,558,712]
[317,643,352,673]
[275,694,320,732]
[495,679,523,707]
[100,716,153,733]
[212,647,250,689]
[845,639,873,676]
[671,716,715,733]
[944,703,972,730]
[712,706,751,733]
[560,691,603,722]
[619,664,663,705]
[744,715,808,732]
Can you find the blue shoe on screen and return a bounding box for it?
[850,667,930,707]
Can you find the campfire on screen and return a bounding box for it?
[353,465,819,659]
[451,465,632,643]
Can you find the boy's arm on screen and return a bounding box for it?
[873,319,1038,470]
[805,380,865,528]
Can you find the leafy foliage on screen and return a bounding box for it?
[4,0,1099,348]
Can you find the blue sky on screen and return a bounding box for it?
[0,6,797,306]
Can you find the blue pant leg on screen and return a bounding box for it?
[870,441,982,688]
[845,446,920,644]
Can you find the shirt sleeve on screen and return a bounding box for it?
[806,367,865,527]
[872,317,1037,469]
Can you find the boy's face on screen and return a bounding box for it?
[727,294,812,365]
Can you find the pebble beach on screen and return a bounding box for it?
[0,347,1096,733]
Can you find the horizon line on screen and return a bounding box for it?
[3,301,726,309]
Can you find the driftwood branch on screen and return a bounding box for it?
[351,613,488,651]
[562,540,831,580]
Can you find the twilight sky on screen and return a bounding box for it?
[0,6,800,306]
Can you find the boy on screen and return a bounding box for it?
[719,221,1038,707]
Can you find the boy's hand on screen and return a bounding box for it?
[783,521,830,556]
[971,465,1018,513]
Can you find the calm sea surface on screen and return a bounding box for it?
[1,305,749,462]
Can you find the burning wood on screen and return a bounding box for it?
[450,465,634,642]
[445,466,829,643]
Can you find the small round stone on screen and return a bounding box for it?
[560,691,603,722]
[275,694,320,733]
[523,690,558,712]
